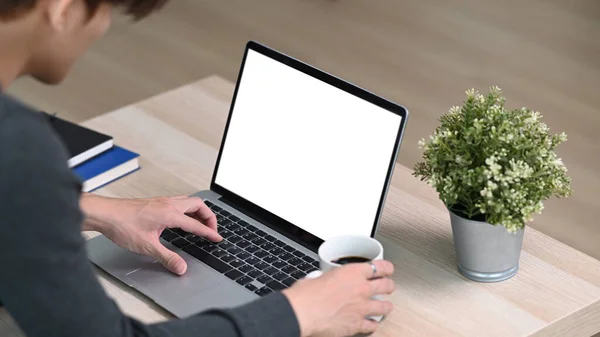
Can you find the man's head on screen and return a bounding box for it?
[0,0,167,85]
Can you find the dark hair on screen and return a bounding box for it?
[85,0,168,20]
[0,0,168,21]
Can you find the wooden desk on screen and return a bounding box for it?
[2,75,600,337]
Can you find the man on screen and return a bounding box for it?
[0,1,396,336]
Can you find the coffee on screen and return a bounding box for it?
[331,256,371,265]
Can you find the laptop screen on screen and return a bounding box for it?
[214,49,403,241]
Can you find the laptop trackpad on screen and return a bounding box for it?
[175,282,259,318]
[127,258,222,303]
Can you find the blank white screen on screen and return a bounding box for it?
[215,50,402,240]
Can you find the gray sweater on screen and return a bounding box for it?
[0,93,300,337]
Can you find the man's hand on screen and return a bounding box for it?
[283,260,395,337]
[81,194,222,275]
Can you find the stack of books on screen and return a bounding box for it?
[46,113,140,192]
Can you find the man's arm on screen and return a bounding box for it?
[0,106,300,337]
[80,192,112,232]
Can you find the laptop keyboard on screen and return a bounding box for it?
[159,200,319,296]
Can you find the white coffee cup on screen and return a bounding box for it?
[305,235,385,321]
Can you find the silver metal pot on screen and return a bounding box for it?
[449,210,524,282]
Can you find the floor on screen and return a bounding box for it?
[9,0,600,262]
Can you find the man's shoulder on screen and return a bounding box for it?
[0,92,40,122]
[0,93,69,173]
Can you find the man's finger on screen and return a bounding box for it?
[357,319,379,334]
[170,197,218,232]
[368,277,395,296]
[361,260,394,279]
[168,212,223,242]
[150,241,188,275]
[363,300,394,317]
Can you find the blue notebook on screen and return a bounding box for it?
[73,146,140,192]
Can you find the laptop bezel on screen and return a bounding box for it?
[210,41,409,252]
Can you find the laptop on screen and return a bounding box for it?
[86,41,409,318]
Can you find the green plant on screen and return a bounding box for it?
[413,86,572,232]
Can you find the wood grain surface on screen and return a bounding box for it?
[3,76,599,336]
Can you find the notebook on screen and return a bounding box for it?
[73,146,140,192]
[45,113,114,167]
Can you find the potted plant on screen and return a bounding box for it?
[413,86,572,282]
